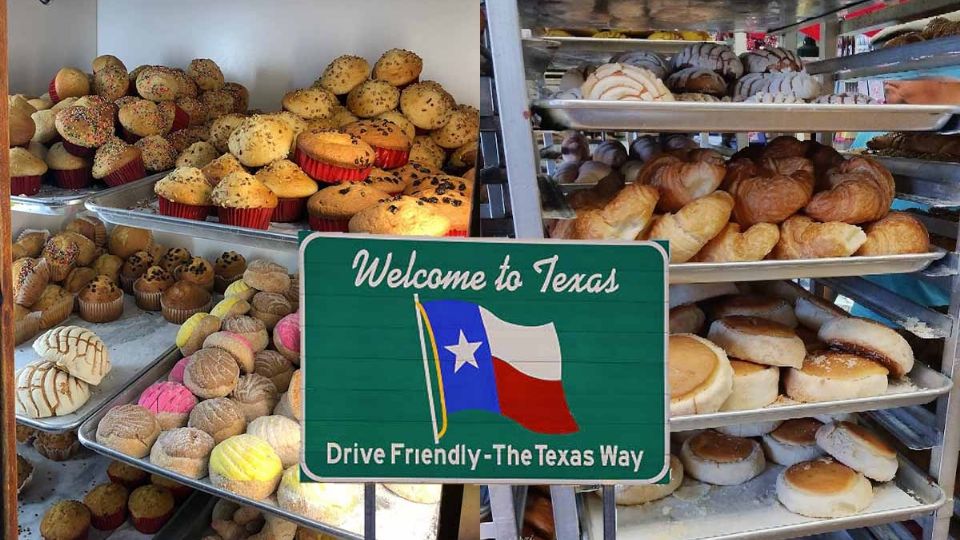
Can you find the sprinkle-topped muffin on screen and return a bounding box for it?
[201,153,246,186]
[255,160,318,222]
[399,80,455,130]
[55,105,114,156]
[294,130,375,183]
[342,119,412,169]
[133,265,174,311]
[135,135,177,172]
[92,137,146,187]
[119,99,164,140]
[136,67,179,102]
[227,115,294,168]
[155,167,214,220]
[317,55,371,96]
[176,141,218,169]
[346,79,400,119]
[431,104,479,149]
[373,48,423,88]
[211,171,279,230]
[93,66,130,102]
[78,274,124,323]
[409,135,446,169]
[282,87,339,120]
[307,183,390,232]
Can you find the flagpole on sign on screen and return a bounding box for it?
[414,294,440,444]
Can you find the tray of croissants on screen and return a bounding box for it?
[548,134,945,284]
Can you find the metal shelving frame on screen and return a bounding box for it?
[482,1,960,539]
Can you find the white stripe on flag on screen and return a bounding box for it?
[478,307,562,381]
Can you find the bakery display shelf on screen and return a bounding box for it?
[15,295,179,433]
[522,36,722,65]
[863,406,940,451]
[670,361,951,432]
[11,186,103,217]
[77,350,441,540]
[85,174,302,251]
[579,457,945,540]
[532,100,960,133]
[806,35,960,81]
[862,156,960,208]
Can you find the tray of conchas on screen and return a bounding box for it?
[77,259,440,539]
[548,134,946,283]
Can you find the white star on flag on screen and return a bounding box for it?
[445,330,482,373]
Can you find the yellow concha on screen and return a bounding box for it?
[176,312,213,348]
[210,434,283,482]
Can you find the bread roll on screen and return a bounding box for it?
[795,296,847,331]
[680,430,765,485]
[707,316,805,368]
[776,457,873,517]
[715,420,781,438]
[613,456,683,504]
[784,351,888,402]
[649,191,734,263]
[713,296,798,328]
[856,212,929,256]
[773,215,867,259]
[33,326,111,385]
[669,282,739,308]
[692,222,779,262]
[815,422,898,482]
[669,304,705,334]
[818,317,914,377]
[719,359,779,411]
[668,334,733,416]
[761,418,824,466]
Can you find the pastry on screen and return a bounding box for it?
[856,212,929,255]
[399,80,455,130]
[32,285,74,330]
[211,297,250,320]
[805,157,895,224]
[222,315,269,352]
[118,99,164,139]
[564,183,659,240]
[128,484,175,534]
[14,308,41,346]
[160,247,192,274]
[183,347,241,398]
[720,359,779,411]
[247,415,301,468]
[815,422,898,481]
[429,105,478,151]
[671,43,743,80]
[666,67,727,95]
[149,427,215,479]
[307,183,390,231]
[33,430,80,461]
[362,167,406,195]
[54,105,113,156]
[795,296,847,332]
[133,265,175,311]
[176,141,219,168]
[12,257,49,307]
[214,251,247,292]
[282,86,338,120]
[669,282,738,308]
[77,275,124,323]
[254,350,296,392]
[741,47,803,74]
[818,317,914,377]
[784,351,889,402]
[137,381,198,429]
[9,147,47,195]
[40,500,91,540]
[773,215,867,259]
[224,279,257,302]
[250,292,293,330]
[708,316,805,368]
[108,225,153,259]
[209,434,284,499]
[228,115,294,168]
[276,465,363,523]
[692,222,779,262]
[188,397,247,443]
[107,461,149,489]
[167,357,191,384]
[34,326,110,385]
[230,374,279,422]
[669,304,705,334]
[175,256,216,291]
[207,114,246,153]
[119,250,154,292]
[776,457,872,518]
[160,281,212,324]
[668,334,733,416]
[84,482,129,531]
[280,369,302,421]
[680,430,765,485]
[648,191,733,262]
[204,331,255,373]
[724,156,815,226]
[580,63,674,101]
[762,418,824,466]
[713,296,798,328]
[12,228,50,260]
[96,404,161,458]
[638,149,725,212]
[733,72,822,101]
[41,234,80,282]
[187,58,224,91]
[609,50,670,79]
[612,456,683,504]
[255,159,318,222]
[154,166,214,220]
[136,66,179,101]
[273,312,301,362]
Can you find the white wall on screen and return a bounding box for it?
[96,0,480,110]
[8,0,98,94]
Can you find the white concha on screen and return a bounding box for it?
[32,325,110,385]
[581,63,673,102]
[15,360,91,418]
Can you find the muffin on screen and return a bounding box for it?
[34,430,80,461]
[63,267,98,295]
[223,82,249,113]
[17,453,33,493]
[201,89,237,120]
[128,485,175,534]
[176,312,221,356]
[432,105,479,149]
[188,59,225,91]
[210,171,278,229]
[273,312,301,362]
[373,48,423,88]
[406,172,472,197]
[55,105,114,157]
[160,281,212,324]
[255,159,318,222]
[448,142,478,173]
[45,143,92,188]
[13,228,50,259]
[224,279,257,302]
[349,196,450,236]
[409,135,446,169]
[247,415,301,468]
[211,297,250,319]
[118,99,163,141]
[176,141,218,168]
[418,186,471,236]
[149,427,215,479]
[276,465,363,523]
[83,482,129,530]
[400,81,455,130]
[49,67,91,102]
[33,284,74,329]
[92,137,146,187]
[92,54,125,73]
[9,147,47,196]
[137,381,198,429]
[214,251,247,292]
[65,215,107,247]
[135,135,177,171]
[149,474,192,502]
[227,115,294,168]
[31,108,57,145]
[108,225,153,259]
[40,500,91,540]
[136,67,179,102]
[41,234,80,281]
[209,434,284,499]
[10,106,36,148]
[12,257,49,307]
[294,130,376,183]
[107,461,149,489]
[282,87,339,119]
[160,247,192,274]
[14,306,41,346]
[119,250,154,292]
[346,79,400,118]
[95,404,161,458]
[16,423,36,444]
[175,256,216,291]
[175,96,207,127]
[77,275,124,323]
[318,55,371,97]
[361,167,406,196]
[188,396,246,442]
[396,161,442,188]
[154,167,214,220]
[377,110,416,141]
[183,348,241,399]
[343,119,412,169]
[208,113,246,153]
[133,265,174,311]
[223,315,269,352]
[255,350,296,390]
[202,152,250,189]
[92,254,123,284]
[306,184,389,231]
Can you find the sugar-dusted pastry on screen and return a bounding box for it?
[648,191,734,262]
[209,434,283,499]
[137,381,198,430]
[95,404,161,458]
[773,216,867,259]
[276,465,362,523]
[693,223,779,262]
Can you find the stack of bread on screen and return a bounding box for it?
[552,135,930,263]
[866,131,960,162]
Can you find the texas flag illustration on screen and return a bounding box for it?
[415,297,578,442]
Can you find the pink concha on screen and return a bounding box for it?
[168,356,191,384]
[138,381,198,414]
[274,312,301,351]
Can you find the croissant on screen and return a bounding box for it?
[648,191,734,263]
[567,183,660,240]
[692,222,780,262]
[773,215,867,259]
[856,212,929,256]
[761,136,807,160]
[726,157,814,226]
[565,172,625,210]
[802,140,844,188]
[805,156,894,224]
[637,148,726,212]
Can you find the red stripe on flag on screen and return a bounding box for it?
[492,357,578,435]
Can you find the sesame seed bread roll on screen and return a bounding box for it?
[708,316,805,368]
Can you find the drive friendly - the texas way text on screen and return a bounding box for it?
[325,442,646,472]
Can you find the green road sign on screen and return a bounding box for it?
[299,234,668,484]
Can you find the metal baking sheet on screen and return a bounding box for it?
[85,174,302,250]
[581,457,945,540]
[524,36,721,58]
[11,185,104,217]
[533,100,960,132]
[671,361,951,432]
[78,351,440,540]
[865,156,960,208]
[15,295,179,433]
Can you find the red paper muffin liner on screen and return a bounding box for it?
[374,147,410,170]
[171,106,190,131]
[131,510,173,534]
[120,127,142,144]
[48,78,60,104]
[62,139,96,157]
[158,197,211,221]
[309,215,350,232]
[294,148,372,183]
[90,507,126,531]
[217,206,274,230]
[52,167,93,189]
[11,175,41,196]
[271,197,307,222]
[445,229,469,237]
[102,157,146,187]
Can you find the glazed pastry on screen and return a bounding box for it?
[609,50,670,79]
[95,404,161,458]
[744,92,806,104]
[693,223,780,262]
[34,325,110,385]
[639,148,726,212]
[243,260,290,293]
[230,374,280,422]
[222,315,269,353]
[137,381,198,429]
[734,72,822,101]
[246,415,301,468]
[133,265,175,311]
[149,427,215,479]
[666,67,727,95]
[176,256,216,291]
[12,258,49,307]
[857,212,929,255]
[77,275,124,323]
[273,312,301,363]
[276,465,362,523]
[740,47,803,74]
[188,397,247,443]
[167,356,191,385]
[672,43,744,80]
[160,281,212,324]
[773,216,867,259]
[581,63,674,101]
[209,434,284,499]
[15,360,90,418]
[805,157,895,224]
[254,350,296,391]
[649,191,734,263]
[725,157,815,226]
[210,297,250,320]
[183,347,241,399]
[250,292,294,330]
[204,331,256,373]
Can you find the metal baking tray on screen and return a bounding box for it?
[11,185,104,217]
[153,491,217,539]
[78,350,441,540]
[580,456,945,540]
[866,156,960,208]
[532,100,960,132]
[524,36,722,55]
[15,295,179,433]
[85,174,302,251]
[670,361,952,432]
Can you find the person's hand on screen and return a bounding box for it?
[884,78,960,105]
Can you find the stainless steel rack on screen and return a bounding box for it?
[482,0,960,538]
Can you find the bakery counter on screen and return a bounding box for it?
[579,456,944,540]
[78,350,441,540]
